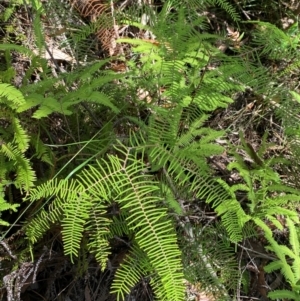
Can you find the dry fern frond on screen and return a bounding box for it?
[71,0,109,18]
[70,0,122,55]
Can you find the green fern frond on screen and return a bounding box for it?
[253,217,300,300]
[0,193,19,226]
[12,118,30,152]
[17,59,122,118]
[179,223,234,300]
[265,215,284,231]
[112,220,132,240]
[26,140,185,299]
[27,178,78,201]
[62,90,120,114]
[82,146,184,299]
[15,155,36,190]
[280,59,300,77]
[26,196,65,245]
[287,218,300,259]
[30,134,53,166]
[33,9,45,51]
[144,106,224,175]
[111,246,149,301]
[214,198,250,242]
[26,178,93,261]
[1,142,17,160]
[34,96,72,118]
[119,5,252,111]
[1,142,36,190]
[160,183,183,215]
[62,191,92,262]
[249,21,298,60]
[0,83,26,109]
[261,207,298,223]
[205,0,240,22]
[268,290,300,300]
[86,202,111,270]
[26,209,52,244]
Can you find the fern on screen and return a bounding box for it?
[85,201,111,268]
[11,1,300,299]
[0,83,26,109]
[24,105,233,299]
[249,21,300,61]
[17,60,122,119]
[219,155,300,241]
[117,5,268,113]
[253,217,300,300]
[0,84,36,226]
[181,222,238,298]
[0,191,19,227]
[25,142,185,300]
[111,245,150,301]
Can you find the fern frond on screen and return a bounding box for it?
[86,201,111,270]
[261,207,298,223]
[287,218,300,260]
[0,83,26,109]
[12,118,30,152]
[26,209,52,244]
[265,215,284,231]
[1,142,36,190]
[81,146,184,300]
[26,178,93,261]
[254,216,300,299]
[33,9,45,51]
[62,90,120,113]
[27,178,79,201]
[160,183,183,215]
[214,198,250,242]
[111,246,149,301]
[17,59,122,118]
[249,21,298,60]
[15,155,36,190]
[205,0,240,22]
[268,290,300,300]
[30,134,53,166]
[62,191,92,262]
[181,222,238,296]
[108,213,131,238]
[1,142,17,161]
[119,4,251,111]
[0,193,19,226]
[26,140,185,299]
[26,197,64,244]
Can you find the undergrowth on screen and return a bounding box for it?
[1,0,300,300]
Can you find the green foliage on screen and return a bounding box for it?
[25,141,185,300]
[3,0,300,300]
[25,97,234,299]
[0,0,23,22]
[117,3,263,112]
[23,94,235,300]
[253,217,300,300]
[213,131,300,242]
[0,83,36,191]
[282,91,300,174]
[18,60,121,118]
[0,191,19,227]
[181,222,238,297]
[250,21,300,61]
